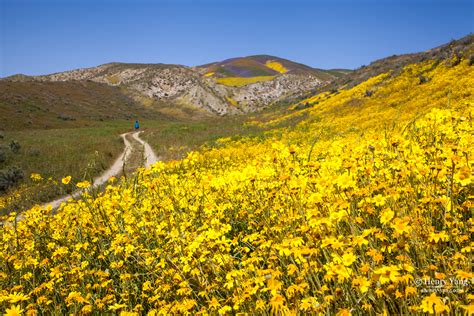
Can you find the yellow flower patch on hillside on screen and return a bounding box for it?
[225,96,238,107]
[216,76,275,87]
[265,60,288,73]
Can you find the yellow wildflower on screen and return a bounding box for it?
[4,305,24,316]
[419,293,450,314]
[76,180,91,188]
[61,176,72,185]
[30,173,42,181]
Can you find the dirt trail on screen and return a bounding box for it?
[132,131,159,167]
[42,131,159,210]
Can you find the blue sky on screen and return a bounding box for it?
[0,0,472,77]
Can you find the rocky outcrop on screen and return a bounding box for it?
[231,74,322,111]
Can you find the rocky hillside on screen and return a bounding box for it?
[4,57,336,115]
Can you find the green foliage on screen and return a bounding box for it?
[0,147,7,164]
[0,166,24,192]
[9,140,21,153]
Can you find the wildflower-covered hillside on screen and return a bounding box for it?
[1,58,472,315]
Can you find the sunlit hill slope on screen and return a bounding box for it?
[1,38,473,315]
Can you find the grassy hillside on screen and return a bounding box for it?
[0,123,129,213]
[1,50,472,316]
[0,81,162,130]
[326,68,353,77]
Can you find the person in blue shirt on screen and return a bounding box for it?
[134,120,140,130]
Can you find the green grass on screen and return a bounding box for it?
[0,80,163,131]
[0,121,135,213]
[123,133,145,175]
[141,116,263,161]
[0,115,266,214]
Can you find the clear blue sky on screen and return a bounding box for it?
[0,0,472,77]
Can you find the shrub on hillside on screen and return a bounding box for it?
[0,166,24,192]
[58,114,76,121]
[418,75,429,84]
[0,147,7,164]
[9,140,21,153]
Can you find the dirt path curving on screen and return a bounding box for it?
[42,131,159,210]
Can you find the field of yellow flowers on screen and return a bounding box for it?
[216,76,276,87]
[0,58,472,315]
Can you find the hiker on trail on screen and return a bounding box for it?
[134,120,140,130]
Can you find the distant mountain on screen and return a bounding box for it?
[3,56,335,117]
